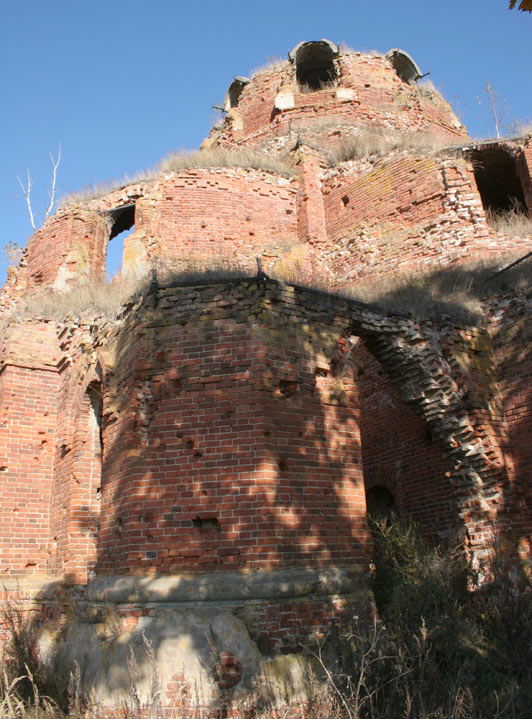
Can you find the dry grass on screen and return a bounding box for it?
[59,148,294,208]
[298,79,337,94]
[250,57,288,77]
[3,519,532,718]
[8,257,253,322]
[416,78,440,99]
[516,120,532,137]
[341,255,532,322]
[153,254,252,286]
[338,43,383,57]
[11,276,147,322]
[487,203,532,236]
[58,170,158,207]
[6,249,532,326]
[327,128,451,165]
[159,147,293,178]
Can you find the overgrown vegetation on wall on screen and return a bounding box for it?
[326,129,455,165]
[59,148,294,207]
[342,255,532,322]
[3,252,531,326]
[2,518,531,719]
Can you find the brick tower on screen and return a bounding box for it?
[1,40,532,713]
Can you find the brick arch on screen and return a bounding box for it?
[343,311,508,572]
[289,39,339,91]
[363,467,401,516]
[334,331,456,542]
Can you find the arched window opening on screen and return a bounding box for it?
[290,40,338,92]
[106,204,135,280]
[470,148,528,219]
[366,486,397,522]
[223,76,250,112]
[87,383,103,471]
[385,49,422,84]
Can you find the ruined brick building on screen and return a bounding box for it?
[1,40,531,709]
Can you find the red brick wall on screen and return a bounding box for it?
[296,152,328,245]
[212,52,467,153]
[95,283,371,575]
[48,383,102,583]
[356,342,457,540]
[134,169,298,274]
[0,323,60,575]
[25,209,109,289]
[520,142,532,214]
[490,303,532,544]
[320,154,532,285]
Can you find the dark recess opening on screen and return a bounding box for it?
[87,382,103,459]
[193,516,221,533]
[366,486,396,521]
[109,204,135,239]
[471,148,528,215]
[295,43,337,90]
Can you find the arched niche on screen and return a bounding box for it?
[385,48,422,84]
[469,146,528,216]
[366,485,397,521]
[222,76,250,112]
[289,39,339,91]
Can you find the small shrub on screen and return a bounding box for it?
[516,120,532,137]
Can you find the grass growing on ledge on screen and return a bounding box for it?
[327,128,454,165]
[159,147,294,178]
[59,148,294,208]
[342,255,532,322]
[8,258,253,322]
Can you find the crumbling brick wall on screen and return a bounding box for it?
[210,50,467,154]
[487,291,532,556]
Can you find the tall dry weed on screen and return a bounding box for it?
[486,201,532,236]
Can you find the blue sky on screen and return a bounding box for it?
[1,0,530,284]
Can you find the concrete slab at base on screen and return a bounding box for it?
[17,568,369,711]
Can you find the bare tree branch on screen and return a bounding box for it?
[16,143,61,232]
[45,143,61,219]
[16,169,36,232]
